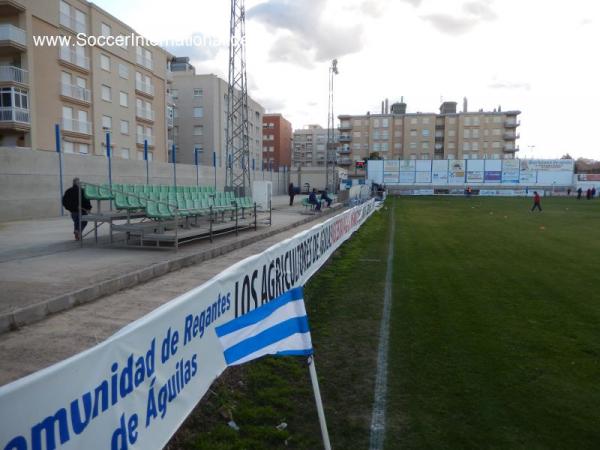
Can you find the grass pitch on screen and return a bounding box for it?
[172,196,600,449]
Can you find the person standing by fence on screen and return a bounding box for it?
[288,182,296,206]
[62,178,92,240]
[531,191,542,212]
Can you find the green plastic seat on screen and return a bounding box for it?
[98,185,114,200]
[84,185,100,200]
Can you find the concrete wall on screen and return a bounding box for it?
[0,147,288,221]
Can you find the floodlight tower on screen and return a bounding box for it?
[326,59,338,193]
[225,0,250,196]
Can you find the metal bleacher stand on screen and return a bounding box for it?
[79,182,270,250]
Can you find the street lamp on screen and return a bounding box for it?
[326,59,339,194]
[194,147,203,186]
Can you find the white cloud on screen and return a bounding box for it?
[248,0,364,65]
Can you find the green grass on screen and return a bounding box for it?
[171,196,600,449]
[169,205,390,449]
[386,196,600,449]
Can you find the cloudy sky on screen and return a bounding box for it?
[96,0,599,159]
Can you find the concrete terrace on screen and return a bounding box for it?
[0,195,341,332]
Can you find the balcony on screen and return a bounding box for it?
[135,79,155,97]
[59,12,87,34]
[0,65,27,85]
[0,23,27,50]
[166,69,173,82]
[136,134,154,146]
[60,82,91,104]
[337,158,353,166]
[62,117,91,135]
[0,106,29,127]
[505,120,520,128]
[339,134,352,142]
[503,145,519,153]
[338,122,352,131]
[136,54,153,70]
[0,1,26,14]
[59,47,90,71]
[136,106,155,122]
[503,132,520,140]
[338,147,351,154]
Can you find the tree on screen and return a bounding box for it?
[560,153,573,160]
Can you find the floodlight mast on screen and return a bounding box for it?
[226,0,251,196]
[326,59,338,194]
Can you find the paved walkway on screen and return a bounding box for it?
[0,195,340,333]
[0,196,343,385]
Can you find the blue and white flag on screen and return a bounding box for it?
[215,287,313,366]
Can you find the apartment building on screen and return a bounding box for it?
[262,113,292,170]
[170,58,264,169]
[337,100,521,166]
[0,0,173,161]
[292,124,339,167]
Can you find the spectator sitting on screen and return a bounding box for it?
[320,190,333,208]
[308,188,321,211]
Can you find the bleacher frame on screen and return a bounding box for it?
[78,182,271,249]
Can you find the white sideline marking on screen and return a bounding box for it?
[369,203,395,450]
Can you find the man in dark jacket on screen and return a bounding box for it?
[62,178,92,240]
[308,188,321,211]
[288,182,295,206]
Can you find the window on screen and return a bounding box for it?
[448,142,456,149]
[464,129,471,139]
[471,142,479,151]
[394,143,402,150]
[63,140,74,154]
[1,87,29,109]
[102,115,112,130]
[193,88,203,97]
[421,153,430,159]
[472,129,480,138]
[193,107,203,118]
[100,54,110,71]
[421,142,429,150]
[120,120,129,135]
[422,129,430,138]
[381,118,389,128]
[101,23,111,37]
[191,125,203,136]
[410,142,417,149]
[79,143,89,154]
[410,130,417,137]
[62,106,73,120]
[101,85,111,102]
[119,91,128,107]
[463,142,471,151]
[465,116,472,126]
[118,63,129,79]
[120,148,130,159]
[410,117,417,125]
[492,129,501,136]
[381,142,389,152]
[137,150,144,161]
[449,117,456,125]
[422,117,430,125]
[171,89,179,99]
[493,116,502,123]
[492,141,501,149]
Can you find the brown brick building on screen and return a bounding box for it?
[262,113,292,170]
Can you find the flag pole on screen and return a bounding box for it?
[308,355,332,450]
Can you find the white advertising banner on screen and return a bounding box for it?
[502,159,520,183]
[399,160,416,171]
[383,161,399,184]
[415,171,432,183]
[521,159,574,171]
[449,160,466,184]
[0,200,376,450]
[399,171,415,183]
[432,160,449,184]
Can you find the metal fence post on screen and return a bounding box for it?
[55,124,64,216]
